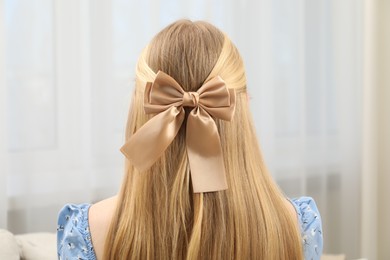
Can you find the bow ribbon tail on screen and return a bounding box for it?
[186,108,228,193]
[121,107,185,171]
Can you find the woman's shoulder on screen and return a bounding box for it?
[88,196,118,260]
[57,203,96,260]
[289,196,323,259]
[57,196,117,260]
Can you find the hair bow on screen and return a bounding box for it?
[120,71,235,193]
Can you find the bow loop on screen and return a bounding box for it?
[121,71,236,193]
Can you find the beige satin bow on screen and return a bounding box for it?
[120,71,236,193]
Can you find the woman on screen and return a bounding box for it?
[57,20,322,260]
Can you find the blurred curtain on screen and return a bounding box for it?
[0,0,8,229]
[376,1,390,258]
[362,1,390,260]
[0,0,365,258]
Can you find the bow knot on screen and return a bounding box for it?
[182,92,199,107]
[120,71,236,193]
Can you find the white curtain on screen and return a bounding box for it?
[361,1,390,260]
[0,0,366,258]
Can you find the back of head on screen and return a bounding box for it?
[105,20,303,260]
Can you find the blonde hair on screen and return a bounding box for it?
[104,20,303,260]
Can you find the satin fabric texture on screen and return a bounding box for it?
[120,71,236,193]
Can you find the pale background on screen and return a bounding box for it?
[0,0,389,259]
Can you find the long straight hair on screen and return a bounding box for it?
[104,20,303,260]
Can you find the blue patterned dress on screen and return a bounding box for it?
[57,196,323,259]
